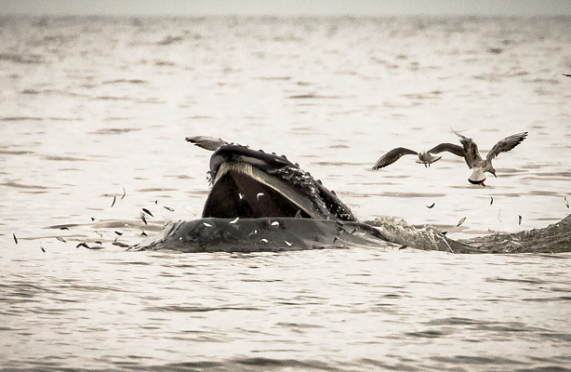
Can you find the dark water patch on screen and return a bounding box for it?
[486,277,545,284]
[102,79,147,85]
[524,78,561,85]
[523,296,571,302]
[21,89,41,95]
[93,95,132,101]
[144,361,225,372]
[136,187,178,192]
[44,156,88,161]
[48,117,83,121]
[234,357,338,371]
[154,60,176,67]
[538,332,571,343]
[135,97,165,104]
[0,52,42,64]
[515,367,571,372]
[257,76,292,81]
[425,317,481,326]
[405,329,449,339]
[532,171,571,178]
[289,93,348,99]
[0,150,34,155]
[277,322,322,329]
[157,35,184,45]
[0,181,54,190]
[90,127,141,135]
[145,305,261,313]
[0,116,43,121]
[478,322,529,333]
[103,117,132,121]
[402,91,442,100]
[359,358,416,371]
[431,355,520,365]
[527,190,565,197]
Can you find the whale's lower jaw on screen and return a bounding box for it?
[202,161,317,219]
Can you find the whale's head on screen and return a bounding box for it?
[199,143,356,222]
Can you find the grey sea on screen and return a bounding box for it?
[1,16,571,372]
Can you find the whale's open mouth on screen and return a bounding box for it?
[201,144,356,221]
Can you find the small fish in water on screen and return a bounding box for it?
[238,193,243,200]
[141,231,147,237]
[142,208,153,217]
[13,233,18,244]
[140,213,147,225]
[398,245,407,250]
[229,217,239,224]
[490,197,494,205]
[154,200,158,204]
[121,187,126,200]
[91,217,95,221]
[519,215,522,225]
[114,231,123,236]
[56,237,66,243]
[285,241,292,246]
[260,238,268,243]
[256,192,264,201]
[333,236,339,243]
[271,221,279,227]
[203,222,212,227]
[565,196,569,209]
[76,242,90,249]
[457,217,466,227]
[40,242,45,253]
[426,203,435,209]
[163,206,174,212]
[111,196,116,208]
[60,226,70,231]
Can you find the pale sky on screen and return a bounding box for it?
[0,0,570,16]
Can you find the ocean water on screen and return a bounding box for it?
[1,16,571,371]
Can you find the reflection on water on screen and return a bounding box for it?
[1,16,571,372]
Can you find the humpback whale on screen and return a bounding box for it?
[130,136,570,254]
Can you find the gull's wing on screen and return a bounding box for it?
[427,143,465,157]
[372,147,418,170]
[452,129,482,168]
[486,132,528,161]
[185,136,228,151]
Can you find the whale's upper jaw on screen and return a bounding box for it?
[202,144,356,221]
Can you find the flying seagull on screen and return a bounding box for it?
[450,129,528,185]
[372,130,528,185]
[372,142,465,170]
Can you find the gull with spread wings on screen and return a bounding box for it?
[451,129,528,185]
[372,130,528,186]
